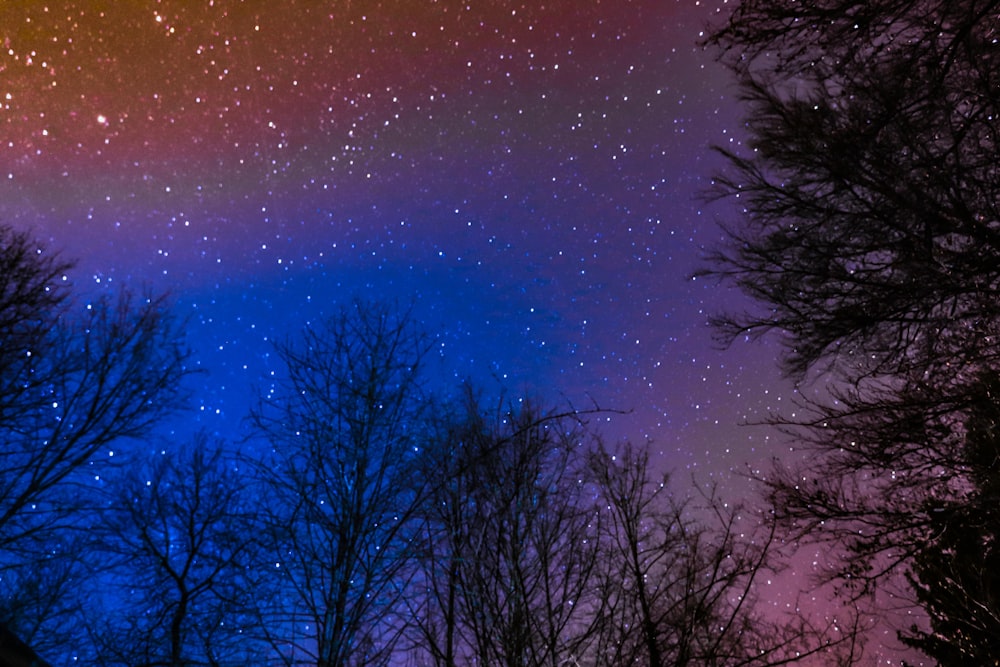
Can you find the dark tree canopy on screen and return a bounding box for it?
[897,375,1000,663]
[439,397,599,667]
[706,0,1000,383]
[405,392,853,667]
[703,0,1000,660]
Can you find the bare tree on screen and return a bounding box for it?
[401,396,475,667]
[408,401,857,667]
[700,0,1000,644]
[249,300,434,667]
[423,393,601,667]
[87,435,262,667]
[587,441,859,667]
[0,225,189,655]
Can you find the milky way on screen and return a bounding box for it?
[1,0,791,475]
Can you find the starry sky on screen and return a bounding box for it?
[1,0,791,476]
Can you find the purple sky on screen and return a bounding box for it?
[2,0,794,472]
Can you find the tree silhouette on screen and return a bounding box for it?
[703,0,1000,596]
[403,389,479,667]
[588,441,859,667]
[441,395,600,667]
[88,436,262,667]
[407,393,860,667]
[898,375,1000,663]
[0,224,189,657]
[703,0,1000,662]
[249,301,434,667]
[0,623,53,667]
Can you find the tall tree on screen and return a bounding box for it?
[249,301,434,667]
[88,436,262,667]
[0,225,189,654]
[703,0,1000,660]
[703,0,1000,588]
[402,393,477,667]
[437,395,600,667]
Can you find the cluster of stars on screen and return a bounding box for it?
[1,0,771,473]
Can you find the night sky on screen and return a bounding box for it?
[2,0,795,473]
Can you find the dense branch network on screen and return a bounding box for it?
[703,0,1000,660]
